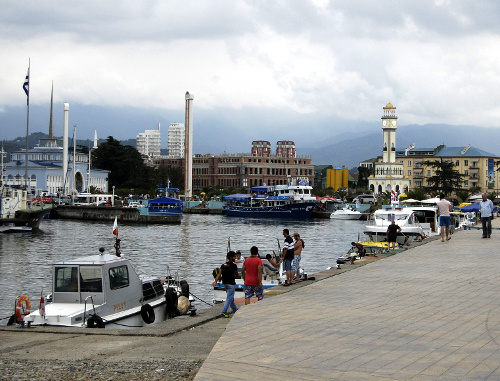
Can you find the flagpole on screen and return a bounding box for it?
[24,58,30,190]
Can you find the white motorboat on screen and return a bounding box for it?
[330,207,363,220]
[18,247,195,329]
[364,207,426,244]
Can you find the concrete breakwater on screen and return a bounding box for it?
[50,205,181,223]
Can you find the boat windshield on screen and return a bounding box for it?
[375,213,409,221]
[54,265,103,293]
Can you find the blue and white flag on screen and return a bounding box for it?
[23,68,29,103]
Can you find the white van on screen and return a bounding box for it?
[353,194,377,204]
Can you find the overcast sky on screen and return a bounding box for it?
[1,0,500,146]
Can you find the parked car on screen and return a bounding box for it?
[353,194,377,204]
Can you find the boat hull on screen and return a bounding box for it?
[0,205,51,232]
[213,279,281,303]
[330,210,363,220]
[223,202,315,219]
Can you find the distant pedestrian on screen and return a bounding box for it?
[212,251,240,317]
[386,220,401,251]
[241,246,263,305]
[292,232,304,282]
[282,229,294,285]
[480,193,495,238]
[437,194,452,242]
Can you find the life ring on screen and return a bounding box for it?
[141,304,155,324]
[180,280,190,298]
[15,295,31,323]
[87,315,105,328]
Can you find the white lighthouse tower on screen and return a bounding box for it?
[368,103,409,195]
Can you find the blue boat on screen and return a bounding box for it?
[148,188,183,216]
[222,179,317,219]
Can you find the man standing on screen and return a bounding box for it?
[212,251,240,318]
[241,246,263,305]
[386,220,402,251]
[479,193,495,238]
[437,194,452,242]
[292,232,305,282]
[282,229,294,285]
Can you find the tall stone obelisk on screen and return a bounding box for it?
[184,92,194,199]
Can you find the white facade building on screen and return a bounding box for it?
[136,123,161,158]
[368,103,410,195]
[168,122,185,158]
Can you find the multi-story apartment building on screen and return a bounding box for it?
[136,123,161,158]
[399,145,500,192]
[154,141,314,192]
[168,122,185,158]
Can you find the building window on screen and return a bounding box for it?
[408,170,412,176]
[464,170,468,175]
[408,160,411,166]
[464,180,469,187]
[455,160,459,166]
[427,170,431,176]
[464,160,468,166]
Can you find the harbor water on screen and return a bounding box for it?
[0,214,366,320]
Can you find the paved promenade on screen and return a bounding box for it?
[196,227,500,380]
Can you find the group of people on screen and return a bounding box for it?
[212,228,305,317]
[437,193,494,241]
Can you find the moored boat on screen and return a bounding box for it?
[330,207,363,220]
[222,178,316,219]
[14,247,195,329]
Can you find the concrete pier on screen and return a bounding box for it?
[196,225,500,380]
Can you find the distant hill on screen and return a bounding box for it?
[302,124,500,167]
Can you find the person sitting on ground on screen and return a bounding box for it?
[351,242,366,257]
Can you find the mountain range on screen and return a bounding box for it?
[1,103,499,169]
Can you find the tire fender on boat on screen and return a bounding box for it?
[141,304,155,324]
[180,280,190,298]
[87,315,105,328]
[165,287,179,318]
[15,295,31,323]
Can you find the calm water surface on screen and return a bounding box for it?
[0,214,366,319]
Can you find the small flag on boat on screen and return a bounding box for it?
[23,67,29,102]
[112,217,118,237]
[39,288,45,319]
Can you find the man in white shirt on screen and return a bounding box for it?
[479,193,495,238]
[436,194,452,242]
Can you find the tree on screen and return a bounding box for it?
[92,136,147,189]
[356,166,371,188]
[405,188,427,201]
[422,158,466,196]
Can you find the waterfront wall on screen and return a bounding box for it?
[51,205,181,223]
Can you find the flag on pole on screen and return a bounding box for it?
[39,288,46,319]
[112,217,118,237]
[23,68,30,104]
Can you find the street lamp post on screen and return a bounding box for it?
[112,186,115,207]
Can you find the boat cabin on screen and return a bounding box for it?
[52,254,159,307]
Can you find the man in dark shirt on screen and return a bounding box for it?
[212,251,240,317]
[386,220,402,251]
